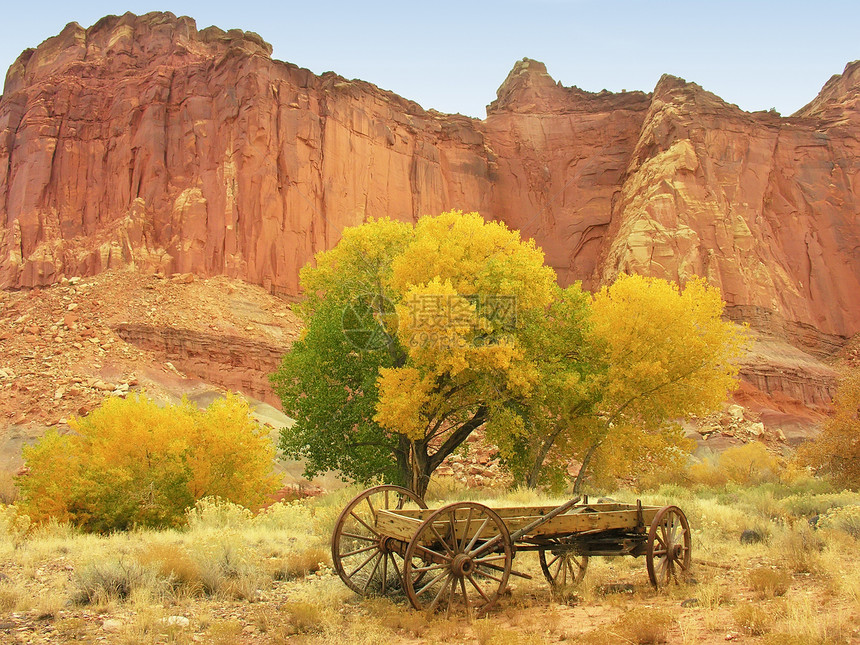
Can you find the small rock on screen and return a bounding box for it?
[681,598,699,608]
[102,619,123,633]
[749,422,765,436]
[740,529,766,544]
[67,303,78,311]
[163,616,190,628]
[68,277,81,285]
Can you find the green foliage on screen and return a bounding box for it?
[17,394,279,532]
[274,212,748,495]
[797,368,860,490]
[502,274,748,490]
[274,211,557,495]
[818,505,860,539]
[274,298,400,484]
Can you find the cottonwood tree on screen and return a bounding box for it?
[274,212,748,496]
[273,211,555,497]
[498,275,748,491]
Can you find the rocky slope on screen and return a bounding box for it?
[1,12,858,432]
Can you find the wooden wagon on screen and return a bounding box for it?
[331,485,692,616]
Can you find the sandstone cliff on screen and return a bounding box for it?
[1,12,858,416]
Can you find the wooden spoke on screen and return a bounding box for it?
[331,485,426,597]
[539,539,589,588]
[467,573,490,603]
[646,505,692,589]
[350,511,377,536]
[349,551,379,580]
[362,554,382,592]
[404,502,512,618]
[341,544,378,558]
[465,517,491,553]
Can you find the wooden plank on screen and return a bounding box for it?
[375,509,421,542]
[375,506,661,544]
[384,502,658,522]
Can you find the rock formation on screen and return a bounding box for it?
[1,12,858,418]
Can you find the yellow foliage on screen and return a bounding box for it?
[374,213,548,449]
[390,210,556,315]
[299,217,412,316]
[590,274,748,423]
[718,441,782,485]
[374,367,432,441]
[797,369,860,490]
[17,394,279,532]
[683,441,784,487]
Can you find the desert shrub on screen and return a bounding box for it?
[136,543,204,595]
[777,491,858,517]
[615,607,674,644]
[818,504,860,538]
[73,557,157,604]
[682,442,782,488]
[773,524,825,573]
[193,535,264,600]
[0,504,31,544]
[16,394,280,532]
[267,546,329,580]
[185,497,254,530]
[579,607,673,645]
[733,602,773,635]
[797,369,860,490]
[749,567,791,598]
[717,442,782,485]
[281,601,325,634]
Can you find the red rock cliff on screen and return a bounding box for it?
[1,12,858,353]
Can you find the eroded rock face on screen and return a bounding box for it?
[1,13,858,410]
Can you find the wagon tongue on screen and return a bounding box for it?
[508,496,582,542]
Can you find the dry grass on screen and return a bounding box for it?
[0,484,857,644]
[733,601,774,635]
[748,566,791,598]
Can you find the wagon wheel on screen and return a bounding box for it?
[646,505,692,589]
[403,502,512,618]
[538,538,589,587]
[331,485,427,596]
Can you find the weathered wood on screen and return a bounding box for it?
[376,503,659,543]
[508,496,581,542]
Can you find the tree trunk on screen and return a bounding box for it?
[394,434,413,490]
[400,406,488,500]
[572,439,601,494]
[526,440,552,489]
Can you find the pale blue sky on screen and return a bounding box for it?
[2,1,858,118]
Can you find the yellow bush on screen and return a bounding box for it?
[17,394,280,532]
[797,369,860,490]
[718,442,782,484]
[685,441,782,487]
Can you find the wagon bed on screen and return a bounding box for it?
[332,486,692,617]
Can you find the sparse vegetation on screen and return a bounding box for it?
[0,481,857,643]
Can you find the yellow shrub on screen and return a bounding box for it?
[718,442,782,485]
[17,394,280,532]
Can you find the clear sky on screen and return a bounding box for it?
[2,1,858,118]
